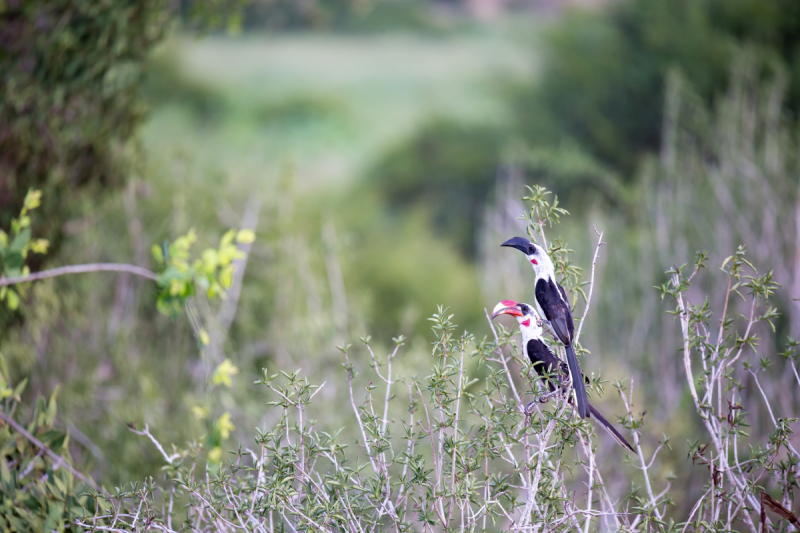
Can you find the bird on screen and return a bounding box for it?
[492,300,634,452]
[501,236,590,418]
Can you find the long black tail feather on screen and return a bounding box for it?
[588,403,635,452]
[565,345,590,418]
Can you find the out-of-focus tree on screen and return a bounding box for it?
[0,0,170,262]
[513,0,800,177]
[0,1,249,334]
[367,119,508,256]
[0,1,174,343]
[180,0,433,32]
[370,0,800,257]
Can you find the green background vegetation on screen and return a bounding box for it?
[2,0,800,527]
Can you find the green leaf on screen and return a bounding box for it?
[45,385,60,427]
[4,252,24,272]
[23,189,42,211]
[13,377,28,400]
[29,239,49,254]
[151,244,164,263]
[9,228,30,254]
[6,290,19,310]
[235,229,255,244]
[0,454,10,484]
[220,229,236,247]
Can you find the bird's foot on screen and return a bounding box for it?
[537,390,561,404]
[536,318,551,329]
[525,390,562,417]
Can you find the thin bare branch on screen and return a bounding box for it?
[128,423,181,465]
[0,263,158,287]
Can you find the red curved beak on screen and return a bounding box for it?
[491,300,523,319]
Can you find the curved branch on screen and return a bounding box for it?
[0,263,158,287]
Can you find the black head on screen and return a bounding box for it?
[517,303,535,316]
[501,236,538,256]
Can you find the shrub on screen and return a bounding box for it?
[0,0,171,260]
[0,1,243,336]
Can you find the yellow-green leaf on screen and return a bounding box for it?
[219,265,234,289]
[212,359,239,387]
[30,239,49,254]
[201,248,219,272]
[236,229,256,244]
[6,290,19,310]
[208,446,222,463]
[23,189,42,210]
[198,329,210,346]
[216,412,235,439]
[151,244,163,263]
[220,229,236,247]
[192,405,209,419]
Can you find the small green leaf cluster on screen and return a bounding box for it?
[0,189,49,310]
[152,228,255,316]
[519,187,585,295]
[521,185,569,239]
[193,359,241,464]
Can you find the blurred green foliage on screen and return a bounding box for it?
[0,1,254,336]
[0,190,49,311]
[367,119,508,256]
[0,371,97,532]
[368,0,800,244]
[141,47,223,121]
[0,0,171,257]
[4,0,799,513]
[513,0,800,176]
[339,193,485,334]
[338,0,450,33]
[228,0,441,33]
[153,227,253,316]
[0,0,171,343]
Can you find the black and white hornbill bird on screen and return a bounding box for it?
[501,236,590,418]
[492,300,634,452]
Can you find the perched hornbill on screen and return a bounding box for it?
[492,300,634,452]
[501,236,589,418]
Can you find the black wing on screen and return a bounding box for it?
[557,283,575,341]
[526,339,591,392]
[526,339,566,392]
[536,277,588,417]
[535,278,573,346]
